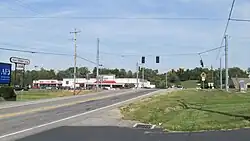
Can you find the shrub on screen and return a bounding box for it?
[0,86,17,101]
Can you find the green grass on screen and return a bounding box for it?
[181,80,199,88]
[16,89,93,101]
[121,90,250,131]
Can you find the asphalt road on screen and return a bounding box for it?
[0,89,131,113]
[0,89,157,140]
[16,126,250,141]
[1,89,249,141]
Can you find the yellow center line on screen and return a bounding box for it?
[0,95,112,119]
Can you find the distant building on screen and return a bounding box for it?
[231,78,250,90]
[32,80,62,89]
[33,74,155,89]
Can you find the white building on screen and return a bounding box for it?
[62,75,154,89]
[33,75,155,89]
[32,80,62,89]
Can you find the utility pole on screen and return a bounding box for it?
[225,35,229,92]
[220,57,223,90]
[166,72,168,89]
[142,65,144,88]
[96,38,100,91]
[70,28,80,95]
[136,62,139,89]
[211,65,214,84]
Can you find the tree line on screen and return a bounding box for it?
[12,67,249,88]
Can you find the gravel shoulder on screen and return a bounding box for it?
[70,108,137,127]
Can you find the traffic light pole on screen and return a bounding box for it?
[142,65,144,88]
[136,62,139,89]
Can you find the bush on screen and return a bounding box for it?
[0,86,17,101]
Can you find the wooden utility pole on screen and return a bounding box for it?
[70,28,80,95]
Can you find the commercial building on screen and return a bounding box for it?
[231,77,250,90]
[32,80,62,89]
[33,74,155,89]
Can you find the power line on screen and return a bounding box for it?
[215,0,236,60]
[100,51,198,57]
[230,18,250,22]
[0,47,97,65]
[0,16,225,21]
[13,0,40,15]
[198,46,225,55]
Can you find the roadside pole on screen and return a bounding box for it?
[220,57,223,90]
[136,62,139,89]
[96,38,100,91]
[142,65,144,88]
[70,28,80,95]
[165,72,168,89]
[225,35,229,92]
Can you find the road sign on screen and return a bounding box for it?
[200,72,207,78]
[202,77,206,82]
[0,63,11,84]
[16,64,25,70]
[10,57,30,65]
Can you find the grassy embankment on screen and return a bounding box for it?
[16,89,94,101]
[121,90,250,131]
[181,80,199,88]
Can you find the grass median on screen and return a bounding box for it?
[16,89,94,101]
[121,89,250,132]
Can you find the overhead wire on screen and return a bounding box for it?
[215,0,236,60]
[0,16,225,20]
[0,47,98,65]
[198,46,225,55]
[13,0,40,15]
[230,18,250,22]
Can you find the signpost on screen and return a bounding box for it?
[0,63,12,85]
[10,57,30,88]
[10,57,30,65]
[200,72,206,89]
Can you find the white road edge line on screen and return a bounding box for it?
[0,90,160,139]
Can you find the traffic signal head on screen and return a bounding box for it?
[200,60,204,67]
[156,56,160,63]
[141,56,145,64]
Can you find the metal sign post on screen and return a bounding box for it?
[10,57,30,90]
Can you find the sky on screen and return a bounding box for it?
[0,0,249,72]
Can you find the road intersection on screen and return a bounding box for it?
[0,89,250,141]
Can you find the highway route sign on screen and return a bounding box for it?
[0,62,11,84]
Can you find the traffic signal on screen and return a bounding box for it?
[141,56,145,64]
[156,56,160,63]
[200,59,204,67]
